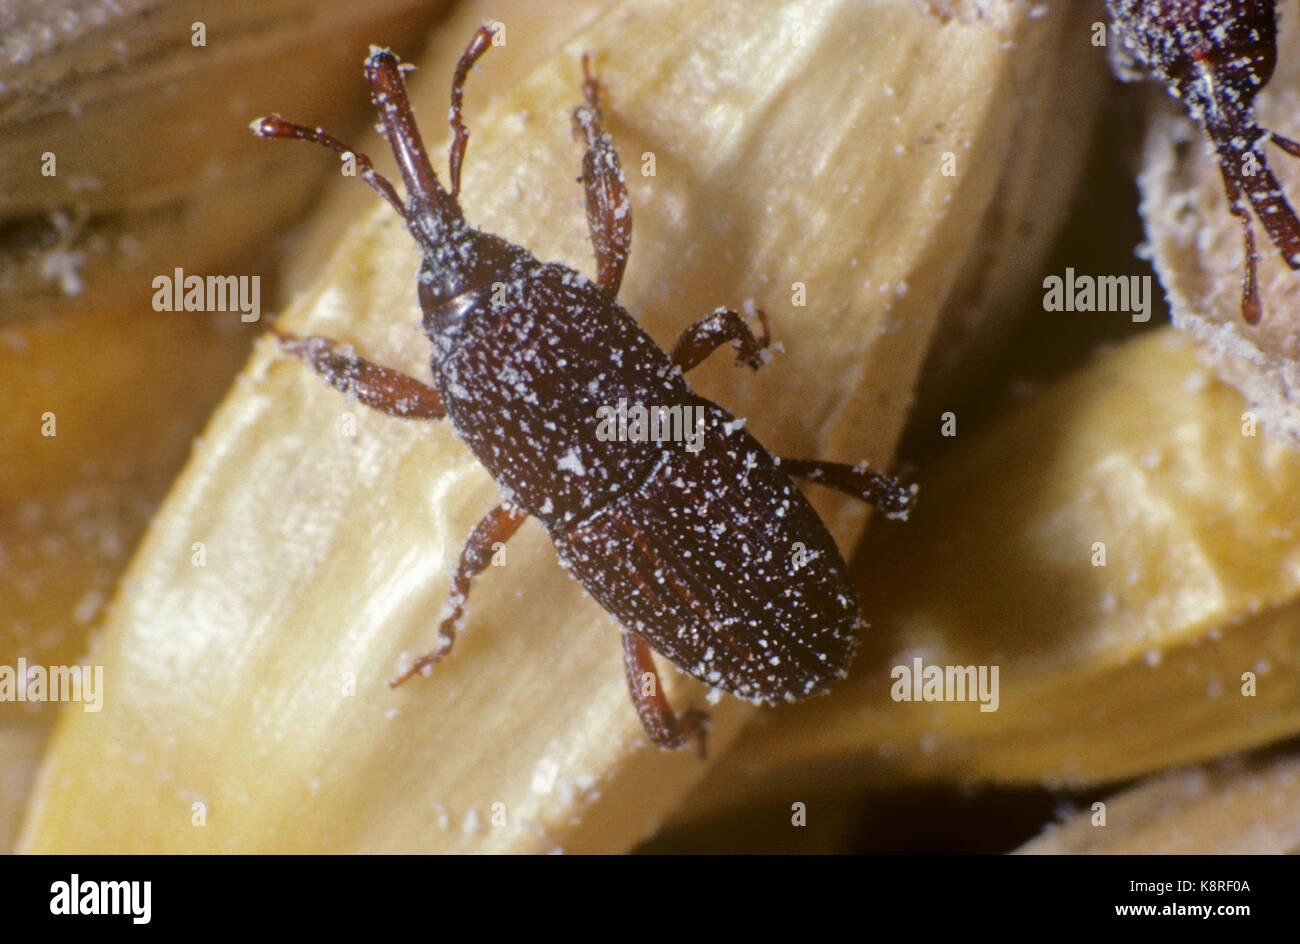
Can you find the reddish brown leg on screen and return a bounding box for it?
[622,632,709,756]
[390,502,529,687]
[572,53,632,297]
[275,331,445,419]
[780,458,917,520]
[448,25,496,200]
[670,307,771,373]
[1218,165,1263,325]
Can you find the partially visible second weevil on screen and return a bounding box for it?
[1107,0,1300,324]
[251,27,915,753]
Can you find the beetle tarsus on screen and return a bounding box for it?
[622,632,710,754]
[780,458,917,519]
[1217,166,1264,326]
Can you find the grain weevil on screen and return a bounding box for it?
[1107,0,1300,324]
[252,26,916,752]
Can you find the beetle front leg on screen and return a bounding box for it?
[572,53,632,297]
[780,458,918,520]
[622,632,709,756]
[276,331,446,420]
[669,306,771,373]
[390,502,529,687]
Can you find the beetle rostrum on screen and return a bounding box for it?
[252,26,916,753]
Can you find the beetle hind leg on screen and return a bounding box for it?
[622,632,710,756]
[780,458,918,520]
[390,502,529,688]
[572,53,633,297]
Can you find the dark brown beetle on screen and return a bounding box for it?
[1107,0,1300,324]
[252,27,914,752]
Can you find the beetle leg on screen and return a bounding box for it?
[572,53,633,297]
[622,632,709,756]
[669,306,771,373]
[779,458,918,520]
[390,502,529,687]
[1216,164,1263,326]
[275,330,445,419]
[251,116,406,219]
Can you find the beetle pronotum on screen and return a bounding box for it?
[252,26,915,752]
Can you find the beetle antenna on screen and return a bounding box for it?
[448,25,496,200]
[250,115,407,219]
